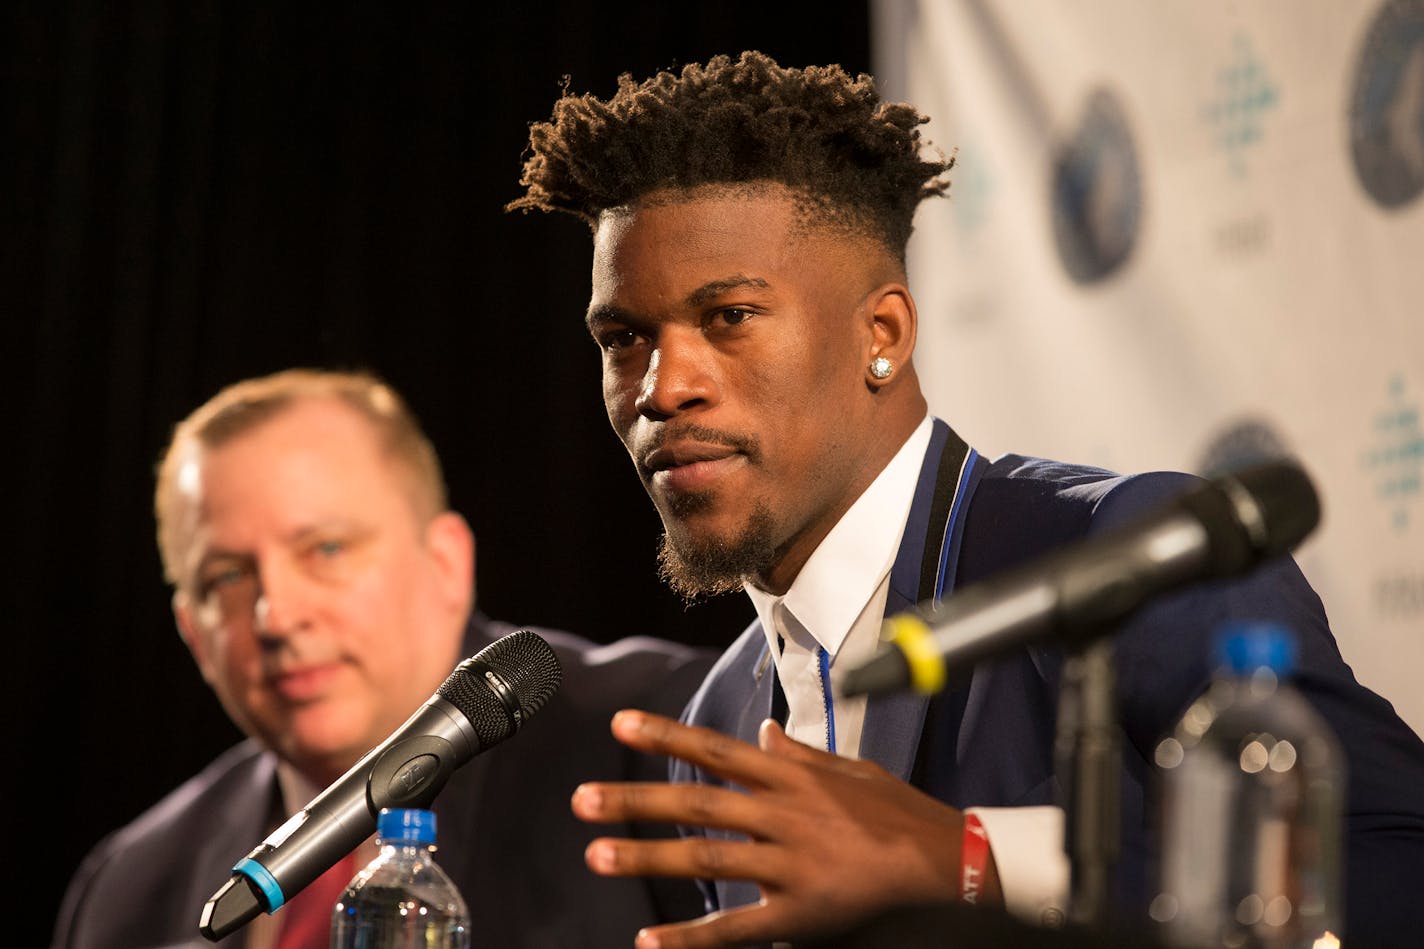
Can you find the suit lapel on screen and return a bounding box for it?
[702,630,779,913]
[190,748,281,947]
[741,634,778,742]
[859,420,981,782]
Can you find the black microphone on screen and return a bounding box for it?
[199,629,561,941]
[840,461,1320,698]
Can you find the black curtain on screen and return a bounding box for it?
[2,3,870,942]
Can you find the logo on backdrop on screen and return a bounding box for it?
[1197,417,1293,478]
[951,145,993,238]
[1202,33,1281,178]
[1050,87,1141,285]
[1364,374,1423,532]
[1349,0,1424,209]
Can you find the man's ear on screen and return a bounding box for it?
[173,591,217,687]
[424,511,476,614]
[864,282,918,388]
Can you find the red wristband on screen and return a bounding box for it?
[960,812,990,905]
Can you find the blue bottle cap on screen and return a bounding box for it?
[377,808,437,845]
[1215,621,1297,677]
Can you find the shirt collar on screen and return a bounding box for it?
[747,415,934,658]
[276,760,323,820]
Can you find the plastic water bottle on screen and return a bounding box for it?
[331,808,470,949]
[1150,622,1344,949]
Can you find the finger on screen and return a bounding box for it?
[757,719,880,778]
[571,781,775,836]
[583,834,789,887]
[608,710,789,789]
[634,902,780,949]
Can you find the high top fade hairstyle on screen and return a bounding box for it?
[509,51,953,262]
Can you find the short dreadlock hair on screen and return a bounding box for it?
[509,51,952,260]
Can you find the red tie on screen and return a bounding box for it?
[274,850,360,949]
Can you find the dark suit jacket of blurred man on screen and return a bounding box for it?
[56,614,714,949]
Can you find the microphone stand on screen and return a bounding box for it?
[1055,637,1120,930]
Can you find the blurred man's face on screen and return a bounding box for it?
[171,398,470,784]
[588,185,889,597]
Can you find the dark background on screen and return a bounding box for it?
[2,3,870,943]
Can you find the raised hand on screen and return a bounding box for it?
[571,709,1000,948]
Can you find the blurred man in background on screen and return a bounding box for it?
[55,369,711,948]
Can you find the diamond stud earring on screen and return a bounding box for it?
[869,356,894,380]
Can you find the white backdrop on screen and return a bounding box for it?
[873,0,1424,736]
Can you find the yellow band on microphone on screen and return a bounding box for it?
[884,614,945,695]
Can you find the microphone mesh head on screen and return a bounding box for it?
[1224,461,1321,558]
[437,630,563,746]
[1181,460,1322,577]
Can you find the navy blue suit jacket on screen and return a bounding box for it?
[677,420,1424,946]
[56,615,715,949]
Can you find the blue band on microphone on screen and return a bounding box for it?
[233,857,285,913]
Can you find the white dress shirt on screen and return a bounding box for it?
[744,416,1068,925]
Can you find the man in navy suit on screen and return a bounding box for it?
[54,369,711,948]
[510,52,1424,947]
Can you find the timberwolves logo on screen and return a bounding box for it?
[1202,34,1281,178]
[1051,88,1142,285]
[1350,0,1424,209]
[951,145,993,237]
[1364,374,1423,531]
[1198,417,1294,479]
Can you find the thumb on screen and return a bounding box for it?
[757,719,881,778]
[757,718,790,752]
[757,719,840,762]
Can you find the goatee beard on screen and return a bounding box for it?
[655,500,777,601]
